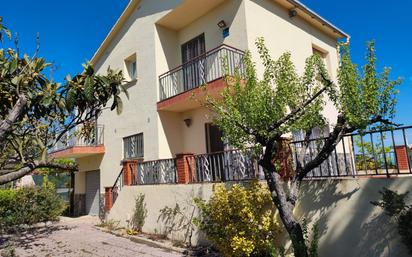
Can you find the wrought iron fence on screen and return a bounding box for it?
[50,124,104,152]
[159,44,245,101]
[111,168,124,207]
[290,126,412,178]
[186,149,264,183]
[131,158,177,185]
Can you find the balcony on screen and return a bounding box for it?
[49,125,105,159]
[157,44,244,112]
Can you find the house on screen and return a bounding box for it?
[50,0,349,217]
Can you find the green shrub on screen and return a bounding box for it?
[0,181,66,232]
[371,187,412,254]
[131,193,147,232]
[194,181,282,257]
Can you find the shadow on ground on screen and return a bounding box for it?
[0,224,73,250]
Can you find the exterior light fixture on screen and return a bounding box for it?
[289,9,297,18]
[217,20,227,29]
[184,118,192,127]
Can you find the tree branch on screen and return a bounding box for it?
[268,80,332,132]
[0,161,78,185]
[295,115,352,181]
[0,94,27,146]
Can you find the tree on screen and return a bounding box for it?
[0,18,127,185]
[204,38,400,257]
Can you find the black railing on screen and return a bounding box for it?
[50,124,104,153]
[159,44,244,101]
[111,168,124,207]
[186,149,264,183]
[290,126,412,179]
[131,158,177,185]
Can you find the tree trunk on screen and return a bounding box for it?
[260,146,308,257]
[278,203,308,257]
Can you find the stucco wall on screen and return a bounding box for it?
[108,177,412,256]
[244,0,340,125]
[91,0,344,192]
[155,0,248,159]
[94,1,181,191]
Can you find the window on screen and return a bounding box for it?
[125,54,137,81]
[123,133,143,159]
[312,46,329,68]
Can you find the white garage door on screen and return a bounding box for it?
[85,170,100,216]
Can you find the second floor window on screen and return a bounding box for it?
[123,133,143,159]
[125,54,137,81]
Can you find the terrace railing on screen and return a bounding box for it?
[131,158,177,185]
[290,125,412,178]
[186,149,264,183]
[159,44,244,101]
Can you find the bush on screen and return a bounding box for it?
[0,181,66,232]
[371,187,412,254]
[194,181,282,257]
[130,193,147,232]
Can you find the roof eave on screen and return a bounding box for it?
[288,0,350,40]
[90,0,141,66]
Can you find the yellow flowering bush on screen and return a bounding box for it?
[194,181,282,257]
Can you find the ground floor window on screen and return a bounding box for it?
[123,133,144,159]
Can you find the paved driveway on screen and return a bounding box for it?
[1,216,182,257]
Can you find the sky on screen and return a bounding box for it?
[0,0,410,124]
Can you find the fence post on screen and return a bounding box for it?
[104,187,113,211]
[122,160,140,186]
[274,138,293,180]
[395,146,410,171]
[176,153,194,184]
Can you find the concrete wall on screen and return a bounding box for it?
[108,177,412,256]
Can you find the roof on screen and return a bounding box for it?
[287,0,349,39]
[90,0,349,66]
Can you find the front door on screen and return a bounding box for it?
[205,123,224,154]
[205,123,225,181]
[181,34,206,91]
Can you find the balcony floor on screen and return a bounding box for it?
[49,145,105,159]
[157,78,226,112]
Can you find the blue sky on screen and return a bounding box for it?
[1,0,410,124]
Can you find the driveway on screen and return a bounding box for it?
[0,216,183,257]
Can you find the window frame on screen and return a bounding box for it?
[123,133,144,160]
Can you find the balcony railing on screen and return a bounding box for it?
[159,44,244,101]
[50,124,104,153]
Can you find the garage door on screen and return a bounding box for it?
[85,170,100,216]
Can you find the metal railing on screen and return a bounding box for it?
[131,158,177,185]
[290,126,412,179]
[186,149,264,183]
[50,124,104,153]
[111,168,124,207]
[159,44,245,101]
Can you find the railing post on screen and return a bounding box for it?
[176,153,194,184]
[275,138,293,180]
[122,159,140,186]
[395,146,410,171]
[104,187,113,211]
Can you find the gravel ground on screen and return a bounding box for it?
[0,216,183,257]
